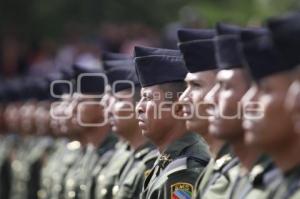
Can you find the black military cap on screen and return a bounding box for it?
[5,78,24,102]
[23,77,50,101]
[134,45,181,57]
[134,46,187,87]
[267,12,300,68]
[215,23,244,69]
[102,52,131,61]
[177,29,217,73]
[72,62,105,95]
[105,59,140,92]
[102,52,131,71]
[241,29,286,81]
[177,29,216,43]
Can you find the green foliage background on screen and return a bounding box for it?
[0,0,299,39]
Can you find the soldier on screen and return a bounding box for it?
[204,23,279,199]
[102,60,158,199]
[242,12,300,199]
[59,59,121,199]
[38,71,83,199]
[134,46,210,199]
[176,28,238,199]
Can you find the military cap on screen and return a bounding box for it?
[241,29,285,81]
[177,29,217,73]
[267,12,300,68]
[46,72,72,97]
[23,77,50,100]
[105,59,140,92]
[134,46,187,87]
[102,52,131,61]
[5,78,24,101]
[177,28,216,43]
[72,62,105,95]
[102,52,131,71]
[215,23,244,69]
[134,45,181,57]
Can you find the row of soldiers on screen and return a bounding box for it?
[0,11,300,199]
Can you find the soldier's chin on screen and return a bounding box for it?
[244,130,257,146]
[186,120,198,132]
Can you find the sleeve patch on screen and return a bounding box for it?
[171,183,193,199]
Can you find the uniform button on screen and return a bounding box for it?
[112,185,119,195]
[68,191,76,198]
[101,188,107,196]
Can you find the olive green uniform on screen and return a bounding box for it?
[0,134,16,199]
[113,142,158,199]
[140,133,210,199]
[10,136,53,199]
[38,139,82,199]
[95,141,131,199]
[193,144,239,199]
[229,156,281,199]
[62,133,118,199]
[268,165,300,199]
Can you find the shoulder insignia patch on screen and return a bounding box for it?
[171,182,193,199]
[214,154,232,170]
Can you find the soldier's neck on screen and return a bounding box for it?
[128,128,146,150]
[207,137,225,159]
[80,126,110,147]
[272,136,300,173]
[157,122,187,153]
[231,139,260,171]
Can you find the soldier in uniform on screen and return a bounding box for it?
[103,59,158,199]
[176,28,238,199]
[59,59,123,199]
[134,45,210,199]
[242,12,300,199]
[204,23,279,199]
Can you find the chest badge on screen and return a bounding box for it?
[171,182,193,199]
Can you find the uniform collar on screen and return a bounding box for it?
[96,132,119,156]
[249,155,276,186]
[134,141,155,159]
[162,132,201,159]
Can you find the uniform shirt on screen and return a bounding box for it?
[0,134,17,199]
[38,139,82,199]
[229,156,281,199]
[9,136,53,199]
[81,133,119,199]
[95,141,131,199]
[62,144,99,199]
[140,132,210,199]
[269,165,300,199]
[113,142,159,199]
[193,144,239,199]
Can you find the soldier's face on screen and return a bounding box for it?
[4,103,21,133]
[76,94,105,128]
[101,92,116,130]
[19,101,37,135]
[111,89,138,139]
[206,69,249,141]
[34,103,51,135]
[136,86,175,142]
[243,72,294,151]
[285,72,300,135]
[179,71,216,134]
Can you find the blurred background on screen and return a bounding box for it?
[0,0,299,79]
